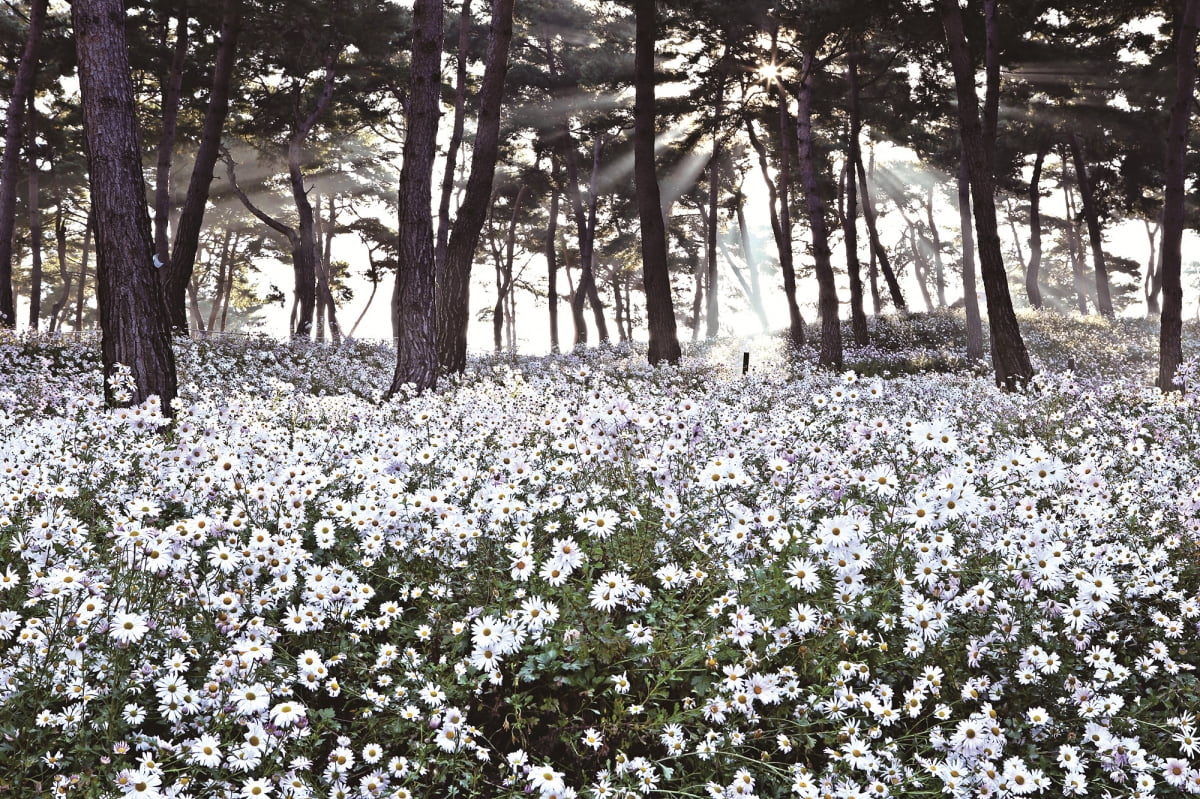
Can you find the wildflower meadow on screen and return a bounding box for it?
[2,312,1199,799]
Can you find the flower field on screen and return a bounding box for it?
[2,313,1199,799]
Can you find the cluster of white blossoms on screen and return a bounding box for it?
[0,328,1198,799]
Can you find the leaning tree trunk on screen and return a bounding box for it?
[0,0,48,327]
[389,0,443,394]
[745,115,805,344]
[546,162,561,352]
[855,152,906,312]
[796,47,842,370]
[437,0,516,373]
[154,4,188,267]
[27,95,42,330]
[1026,141,1047,309]
[1069,134,1114,317]
[633,0,681,366]
[73,0,177,410]
[1159,0,1200,391]
[164,0,241,334]
[1061,157,1088,315]
[1145,214,1162,316]
[925,186,947,307]
[435,0,472,280]
[958,143,986,362]
[941,0,1033,389]
[844,46,868,346]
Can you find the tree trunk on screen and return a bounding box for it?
[219,257,234,332]
[957,148,985,361]
[844,47,868,345]
[493,184,525,352]
[0,0,47,327]
[164,0,242,334]
[1159,0,1200,391]
[47,194,72,334]
[435,0,472,281]
[705,153,720,339]
[855,151,906,312]
[1145,214,1162,316]
[633,0,681,365]
[437,0,516,373]
[745,115,804,343]
[75,211,93,331]
[910,225,935,312]
[315,195,342,343]
[941,0,1033,388]
[1061,157,1088,315]
[187,275,205,333]
[925,185,947,307]
[795,47,842,370]
[689,239,703,343]
[546,162,560,352]
[1026,141,1046,309]
[982,0,1000,162]
[207,229,232,331]
[865,148,881,313]
[27,94,42,330]
[1069,134,1113,317]
[74,0,178,410]
[389,0,443,394]
[154,4,188,266]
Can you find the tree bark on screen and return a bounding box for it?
[1069,134,1113,317]
[435,0,472,281]
[437,0,516,372]
[941,0,1033,388]
[1061,155,1088,315]
[154,4,188,266]
[0,0,47,327]
[855,152,906,312]
[745,115,805,343]
[982,0,1000,162]
[493,184,525,352]
[389,0,443,394]
[795,47,842,370]
[1026,141,1046,309]
[27,94,42,329]
[73,0,178,410]
[633,0,681,366]
[546,160,560,352]
[958,146,985,361]
[75,212,93,331]
[705,152,720,339]
[844,46,868,345]
[1145,214,1162,315]
[1159,0,1200,391]
[164,0,242,334]
[925,185,947,308]
[207,229,232,331]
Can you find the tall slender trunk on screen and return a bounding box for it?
[942,0,1033,388]
[866,148,881,313]
[390,0,443,393]
[1145,214,1162,315]
[982,0,1000,162]
[493,184,525,352]
[633,0,681,365]
[219,257,234,332]
[47,193,72,333]
[1026,141,1046,309]
[582,137,609,341]
[958,149,985,360]
[437,0,516,372]
[435,0,472,280]
[844,46,868,345]
[855,152,906,311]
[347,254,380,338]
[74,0,178,410]
[926,185,947,307]
[315,195,341,343]
[0,0,48,327]
[74,212,93,331]
[314,196,327,341]
[546,161,561,352]
[164,0,242,334]
[1158,0,1200,391]
[1061,156,1088,315]
[187,275,205,333]
[705,152,720,339]
[795,47,842,369]
[910,225,935,312]
[154,4,188,265]
[745,116,804,342]
[689,239,703,343]
[1069,134,1113,317]
[207,230,232,331]
[27,94,42,329]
